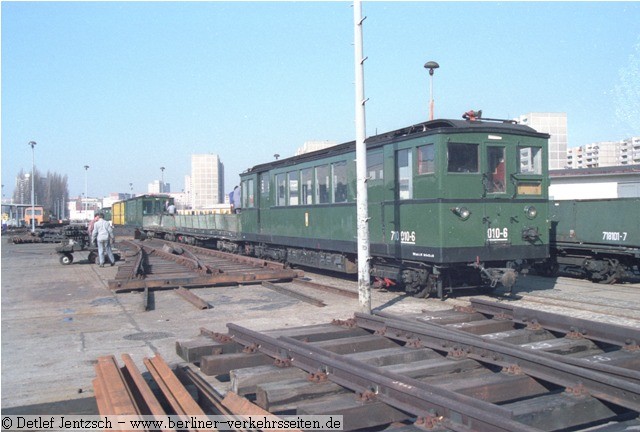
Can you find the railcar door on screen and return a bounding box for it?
[240,174,258,236]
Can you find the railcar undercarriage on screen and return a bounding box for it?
[147,230,526,298]
[539,246,640,284]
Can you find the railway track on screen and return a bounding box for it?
[175,299,640,431]
[108,239,301,292]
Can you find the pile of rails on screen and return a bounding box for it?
[11,224,88,245]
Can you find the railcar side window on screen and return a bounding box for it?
[332,161,348,203]
[418,144,435,174]
[367,151,384,182]
[288,171,299,206]
[301,168,313,205]
[260,173,270,195]
[447,143,478,173]
[518,146,542,174]
[486,147,506,193]
[397,149,413,200]
[276,173,286,206]
[315,165,330,204]
[243,179,255,208]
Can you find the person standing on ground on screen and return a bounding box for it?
[91,212,115,267]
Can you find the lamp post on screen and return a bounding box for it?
[28,141,37,232]
[84,165,90,221]
[424,61,439,121]
[160,167,165,193]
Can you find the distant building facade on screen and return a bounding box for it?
[566,137,640,169]
[516,112,568,170]
[191,154,224,209]
[148,180,170,194]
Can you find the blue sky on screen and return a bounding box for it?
[2,1,639,199]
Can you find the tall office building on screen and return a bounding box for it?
[191,154,224,209]
[516,113,568,170]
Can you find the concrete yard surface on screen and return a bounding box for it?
[2,240,639,412]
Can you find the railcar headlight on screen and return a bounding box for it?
[524,205,537,219]
[451,206,471,220]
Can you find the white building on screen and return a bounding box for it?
[515,112,568,170]
[148,180,170,194]
[549,165,640,199]
[191,154,224,209]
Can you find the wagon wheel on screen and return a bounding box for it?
[88,251,98,264]
[412,275,437,299]
[589,258,619,285]
[59,253,74,265]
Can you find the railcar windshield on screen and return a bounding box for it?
[447,142,479,173]
[518,146,543,174]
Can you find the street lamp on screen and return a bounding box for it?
[160,166,165,193]
[28,141,37,232]
[424,60,439,121]
[84,165,90,221]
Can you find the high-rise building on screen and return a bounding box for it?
[147,180,170,194]
[567,137,640,168]
[515,112,568,170]
[191,154,224,209]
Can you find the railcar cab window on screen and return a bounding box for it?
[276,173,286,206]
[518,146,542,174]
[288,171,299,205]
[418,144,435,174]
[397,148,413,200]
[315,165,330,204]
[301,168,313,205]
[486,147,506,193]
[332,161,348,203]
[447,142,479,173]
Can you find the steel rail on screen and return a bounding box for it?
[226,323,541,432]
[354,312,640,412]
[142,244,210,275]
[161,240,291,271]
[375,308,640,386]
[469,298,640,348]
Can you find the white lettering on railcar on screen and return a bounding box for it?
[391,230,416,244]
[602,231,628,241]
[487,227,509,240]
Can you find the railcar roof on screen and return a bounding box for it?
[243,118,549,175]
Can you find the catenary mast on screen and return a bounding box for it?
[354,0,371,314]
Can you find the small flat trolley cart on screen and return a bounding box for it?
[54,225,120,265]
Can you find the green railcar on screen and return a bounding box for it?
[236,115,550,297]
[142,114,550,297]
[545,198,640,283]
[113,195,174,228]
